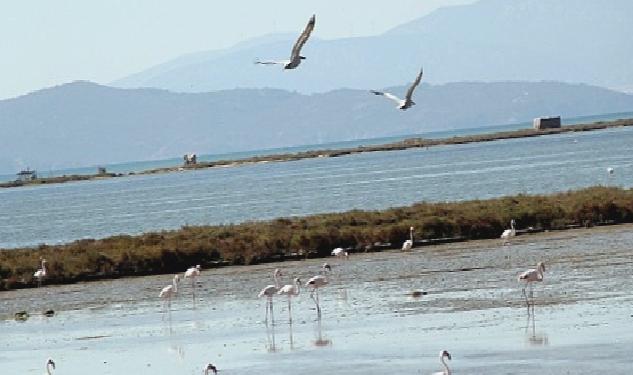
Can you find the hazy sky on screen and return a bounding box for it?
[0,0,474,100]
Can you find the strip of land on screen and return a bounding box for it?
[1,186,631,291]
[3,118,632,189]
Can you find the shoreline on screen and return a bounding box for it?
[1,186,631,291]
[2,117,632,189]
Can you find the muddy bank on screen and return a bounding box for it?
[2,117,632,190]
[1,224,632,374]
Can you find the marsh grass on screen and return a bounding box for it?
[1,186,632,290]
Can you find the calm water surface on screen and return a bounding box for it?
[1,126,633,249]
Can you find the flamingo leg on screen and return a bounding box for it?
[191,278,196,309]
[316,289,321,319]
[270,297,275,326]
[522,287,530,315]
[264,298,269,324]
[288,297,292,324]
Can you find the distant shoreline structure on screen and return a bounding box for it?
[2,117,632,189]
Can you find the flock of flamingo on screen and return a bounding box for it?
[26,13,564,375]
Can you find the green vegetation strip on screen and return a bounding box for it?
[1,186,632,291]
[3,118,632,189]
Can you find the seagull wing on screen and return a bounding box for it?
[254,59,288,66]
[371,90,403,105]
[290,14,316,60]
[405,67,424,102]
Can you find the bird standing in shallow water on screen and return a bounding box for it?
[331,247,348,259]
[277,277,301,323]
[402,226,414,251]
[183,264,201,307]
[159,275,180,312]
[33,258,48,287]
[258,268,283,324]
[518,261,546,314]
[431,350,451,375]
[44,358,55,375]
[501,219,516,245]
[305,274,328,319]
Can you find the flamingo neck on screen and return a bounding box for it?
[440,356,450,375]
[295,281,301,295]
[274,273,280,289]
[173,279,178,293]
[410,230,413,242]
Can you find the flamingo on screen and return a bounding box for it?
[331,247,348,259]
[431,350,452,375]
[402,226,414,251]
[255,15,315,70]
[518,262,546,314]
[204,363,218,375]
[277,277,301,323]
[500,219,516,245]
[258,268,283,324]
[305,275,328,319]
[371,67,424,110]
[159,275,180,311]
[33,258,48,287]
[44,358,56,375]
[183,264,201,306]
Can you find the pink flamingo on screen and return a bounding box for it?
[258,268,282,324]
[431,350,452,375]
[183,265,201,306]
[277,277,301,323]
[33,258,48,287]
[518,262,545,314]
[159,275,180,312]
[305,274,328,319]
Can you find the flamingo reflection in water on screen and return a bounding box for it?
[525,309,549,346]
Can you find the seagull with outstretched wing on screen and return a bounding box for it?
[255,15,316,70]
[371,67,423,110]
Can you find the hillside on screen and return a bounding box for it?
[113,0,633,93]
[1,80,632,173]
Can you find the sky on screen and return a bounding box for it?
[0,0,474,100]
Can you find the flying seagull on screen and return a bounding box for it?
[371,67,424,110]
[255,15,316,70]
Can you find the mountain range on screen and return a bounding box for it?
[113,0,633,94]
[1,80,632,174]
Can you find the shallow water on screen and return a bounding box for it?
[2,225,632,374]
[2,125,633,249]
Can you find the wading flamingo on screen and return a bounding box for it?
[518,262,545,314]
[159,275,180,311]
[371,67,424,110]
[255,15,315,70]
[402,226,414,251]
[431,350,452,375]
[331,247,349,259]
[204,363,218,375]
[501,219,516,245]
[44,358,56,375]
[184,264,201,306]
[277,277,301,323]
[33,258,48,287]
[258,268,283,324]
[306,275,328,319]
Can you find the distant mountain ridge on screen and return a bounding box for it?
[1,80,632,174]
[113,0,633,94]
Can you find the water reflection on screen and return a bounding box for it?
[524,312,549,347]
[313,318,332,347]
[265,321,278,353]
